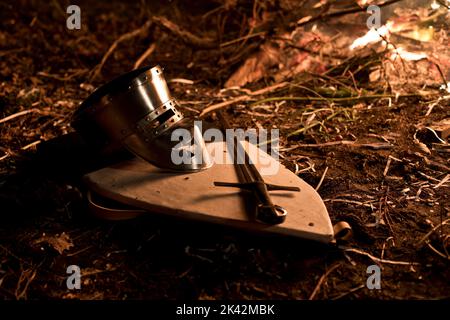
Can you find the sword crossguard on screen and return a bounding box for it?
[214,181,300,192]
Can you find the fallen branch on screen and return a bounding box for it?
[152,16,216,49]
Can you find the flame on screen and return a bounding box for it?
[349,20,431,61]
[431,1,440,9]
[390,47,427,61]
[440,82,450,93]
[349,22,393,50]
[400,24,435,42]
[431,0,450,10]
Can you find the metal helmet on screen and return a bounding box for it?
[72,65,212,171]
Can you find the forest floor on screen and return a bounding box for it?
[0,0,449,299]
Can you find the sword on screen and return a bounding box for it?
[213,111,300,224]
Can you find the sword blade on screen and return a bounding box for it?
[216,111,296,224]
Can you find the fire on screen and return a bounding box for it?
[390,47,427,61]
[431,0,450,10]
[349,22,392,50]
[431,1,440,10]
[441,82,450,93]
[349,21,431,62]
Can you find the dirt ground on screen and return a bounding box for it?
[0,0,449,300]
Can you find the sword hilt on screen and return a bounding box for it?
[256,204,287,224]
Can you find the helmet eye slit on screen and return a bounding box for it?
[150,108,176,128]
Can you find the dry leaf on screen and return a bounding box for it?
[225,43,280,88]
[33,232,74,254]
[414,138,431,155]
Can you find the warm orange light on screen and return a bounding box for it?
[349,22,392,50]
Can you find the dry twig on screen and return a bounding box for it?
[315,166,328,191]
[0,109,43,124]
[152,16,216,49]
[15,268,37,300]
[293,141,392,150]
[418,218,450,245]
[339,246,420,266]
[309,263,341,300]
[89,20,152,81]
[199,82,289,117]
[331,284,365,300]
[133,43,156,70]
